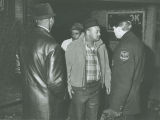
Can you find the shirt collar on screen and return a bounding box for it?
[84,38,96,50]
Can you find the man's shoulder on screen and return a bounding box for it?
[62,38,72,44]
[35,31,58,49]
[34,27,55,40]
[97,40,108,52]
[119,35,144,57]
[124,32,141,44]
[40,34,57,47]
[61,38,72,48]
[66,33,85,52]
[68,38,82,49]
[99,43,106,49]
[126,33,144,50]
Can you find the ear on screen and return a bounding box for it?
[123,25,131,31]
[122,21,132,31]
[128,24,132,30]
[86,28,90,35]
[50,17,54,23]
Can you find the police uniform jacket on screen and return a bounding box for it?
[109,31,145,115]
[19,26,66,120]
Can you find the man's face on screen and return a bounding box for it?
[88,26,101,41]
[113,26,123,39]
[71,30,81,40]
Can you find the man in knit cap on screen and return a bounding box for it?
[61,22,84,51]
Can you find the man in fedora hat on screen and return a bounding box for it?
[65,18,111,120]
[19,3,66,120]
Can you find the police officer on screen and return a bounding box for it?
[101,18,145,120]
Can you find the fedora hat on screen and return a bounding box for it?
[33,3,56,20]
[84,18,99,29]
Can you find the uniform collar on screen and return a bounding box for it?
[121,31,132,40]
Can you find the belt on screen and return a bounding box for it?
[72,81,101,90]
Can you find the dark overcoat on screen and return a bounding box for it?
[19,27,66,120]
[109,31,145,115]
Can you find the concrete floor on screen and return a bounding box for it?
[0,75,159,120]
[0,74,22,119]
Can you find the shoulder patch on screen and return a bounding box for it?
[120,51,129,61]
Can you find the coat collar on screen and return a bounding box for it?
[121,31,133,41]
[36,26,50,35]
[37,25,50,32]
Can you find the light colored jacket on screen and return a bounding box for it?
[65,34,111,87]
[61,38,73,51]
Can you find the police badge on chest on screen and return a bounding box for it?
[120,51,129,61]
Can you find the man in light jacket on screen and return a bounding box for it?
[65,18,111,120]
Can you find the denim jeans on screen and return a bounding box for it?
[70,82,101,120]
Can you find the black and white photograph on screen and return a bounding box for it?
[0,0,160,120]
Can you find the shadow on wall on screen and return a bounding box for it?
[140,45,156,114]
[100,26,113,67]
[0,21,23,81]
[0,20,23,119]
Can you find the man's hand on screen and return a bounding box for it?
[105,81,111,95]
[100,109,121,120]
[106,87,111,95]
[68,83,74,99]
